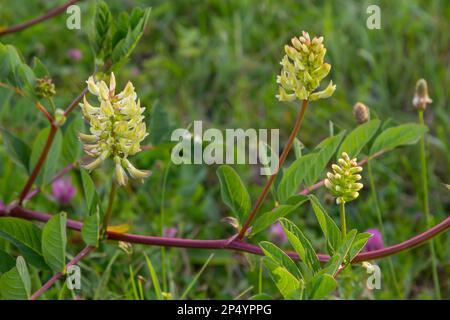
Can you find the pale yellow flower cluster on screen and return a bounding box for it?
[325,152,363,204]
[79,73,150,185]
[277,31,336,102]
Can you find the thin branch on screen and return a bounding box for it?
[17,87,87,205]
[18,125,58,205]
[30,245,94,300]
[4,205,448,264]
[35,101,54,123]
[238,100,309,239]
[0,0,82,37]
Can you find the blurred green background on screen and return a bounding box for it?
[0,0,448,299]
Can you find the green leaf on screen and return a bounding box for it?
[81,207,101,247]
[14,63,36,91]
[0,256,31,300]
[250,196,308,236]
[41,212,67,273]
[92,0,112,57]
[337,119,381,159]
[0,218,46,268]
[259,241,302,279]
[308,195,341,255]
[1,129,31,171]
[370,123,428,155]
[348,232,372,262]
[0,44,23,83]
[216,165,251,221]
[337,229,358,264]
[111,8,151,67]
[279,218,320,274]
[321,254,343,277]
[31,57,49,78]
[144,253,162,300]
[80,169,96,212]
[305,130,346,186]
[29,127,62,186]
[277,153,318,203]
[61,116,83,164]
[149,102,170,145]
[262,257,301,300]
[0,249,15,274]
[306,274,337,300]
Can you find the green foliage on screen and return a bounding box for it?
[216,165,251,222]
[0,218,46,269]
[0,249,15,274]
[28,127,62,186]
[1,129,31,171]
[0,256,31,300]
[370,123,428,155]
[250,195,307,237]
[337,119,381,159]
[91,1,151,69]
[80,169,101,247]
[41,212,67,273]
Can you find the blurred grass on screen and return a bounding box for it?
[0,0,448,299]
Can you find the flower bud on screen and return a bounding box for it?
[35,76,56,98]
[353,102,370,124]
[413,79,432,111]
[54,108,66,126]
[364,228,384,251]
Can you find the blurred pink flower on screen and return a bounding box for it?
[163,227,177,238]
[67,48,82,61]
[52,177,76,205]
[0,201,4,211]
[269,221,287,244]
[364,228,384,252]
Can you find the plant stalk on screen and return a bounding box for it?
[339,201,346,238]
[238,99,309,239]
[418,109,441,299]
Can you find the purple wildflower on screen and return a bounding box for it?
[163,227,177,238]
[67,48,82,61]
[0,201,4,211]
[269,221,287,244]
[364,228,384,252]
[52,177,76,205]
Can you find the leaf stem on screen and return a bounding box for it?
[418,109,441,299]
[339,201,346,238]
[238,99,309,239]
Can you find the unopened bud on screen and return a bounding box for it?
[413,79,432,110]
[35,76,56,98]
[54,108,66,126]
[353,102,370,124]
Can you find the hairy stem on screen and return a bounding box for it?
[238,99,309,239]
[5,205,448,263]
[418,109,441,299]
[339,201,346,238]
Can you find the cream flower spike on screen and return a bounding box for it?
[324,152,363,204]
[79,73,151,186]
[276,31,336,102]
